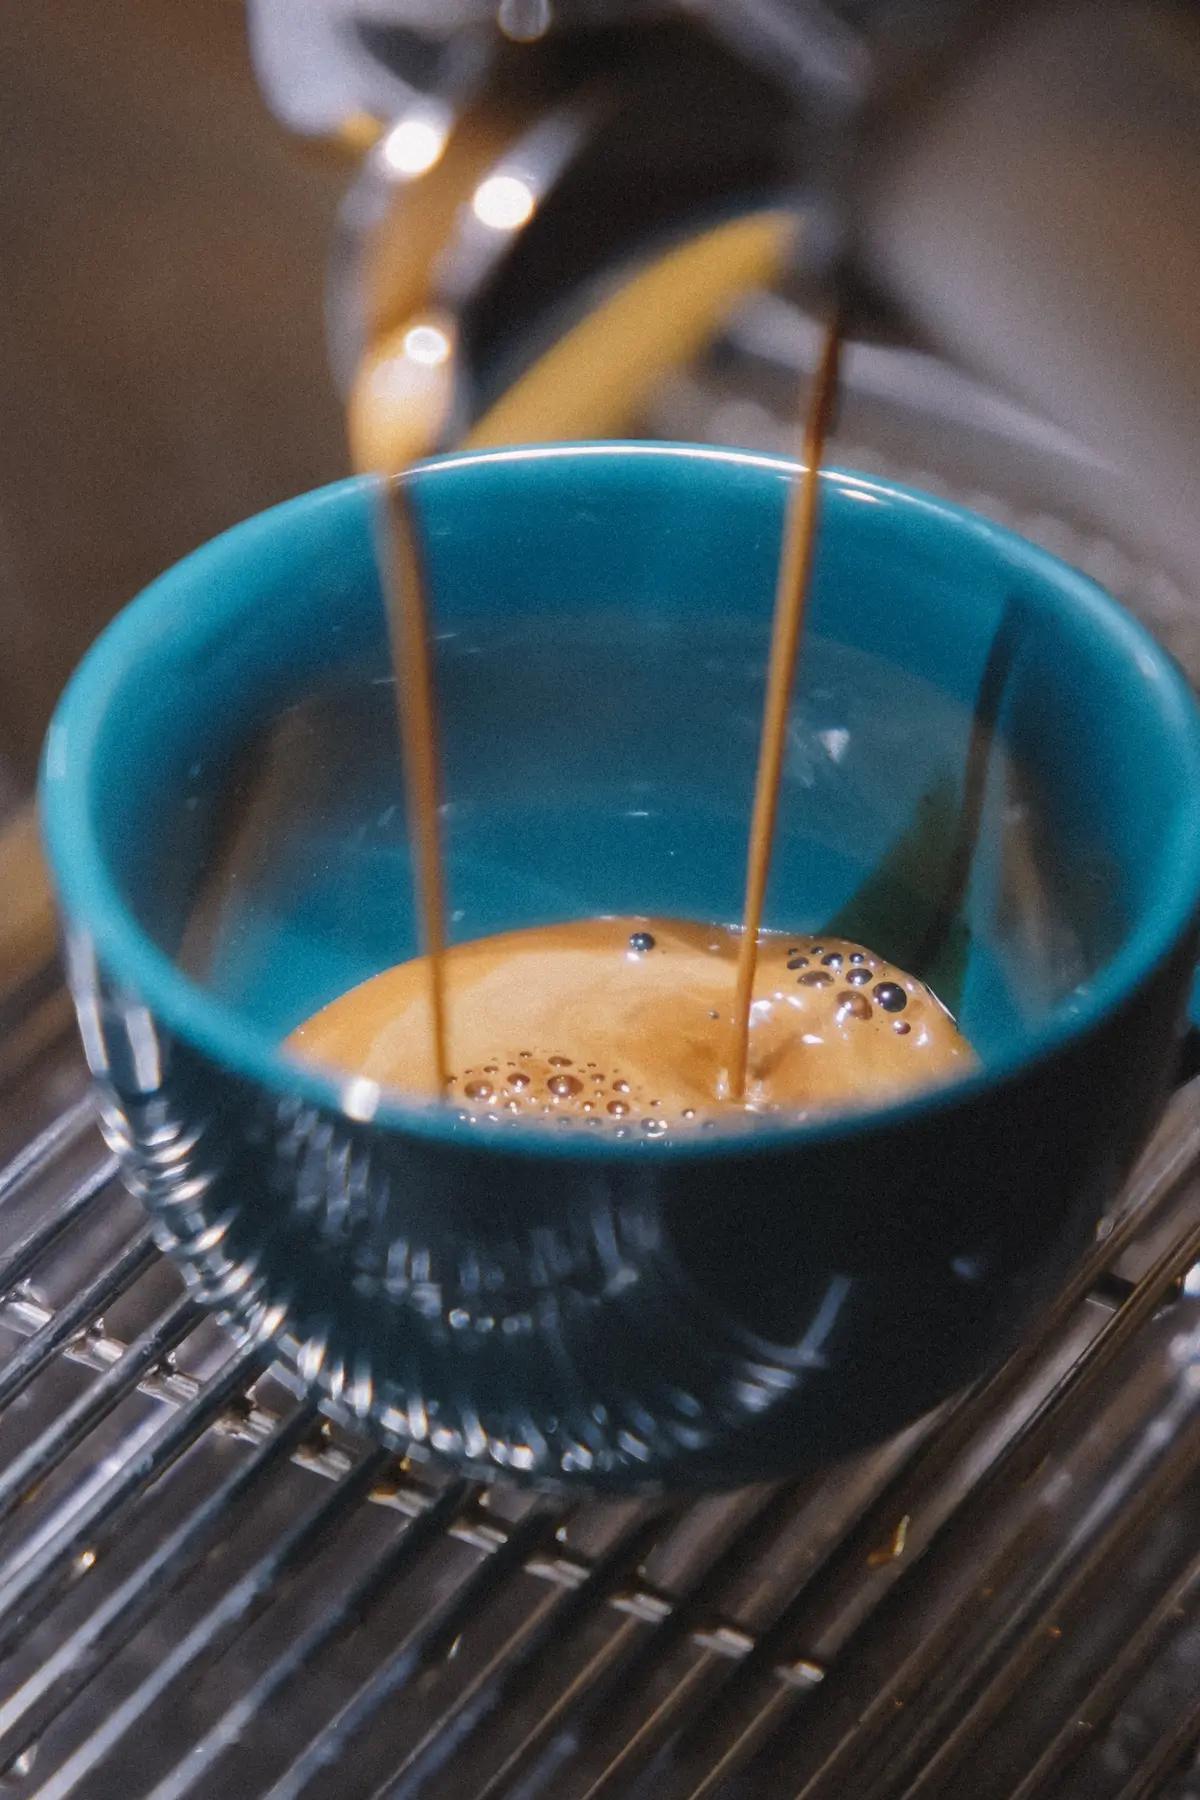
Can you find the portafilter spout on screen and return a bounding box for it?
[248,0,1027,466]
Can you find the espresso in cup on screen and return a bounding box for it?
[289,919,974,1128]
[298,317,978,1132]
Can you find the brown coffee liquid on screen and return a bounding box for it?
[727,311,843,1097]
[287,918,974,1131]
[378,484,451,1092]
[339,303,974,1130]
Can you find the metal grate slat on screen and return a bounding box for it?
[372,1506,677,1800]
[463,1483,827,1800]
[0,1228,155,1413]
[142,1477,478,1800]
[0,1399,323,1778]
[0,1159,118,1296]
[260,1503,569,1800]
[0,1336,271,1665]
[0,1293,201,1536]
[772,1201,1200,1800]
[1112,1698,1200,1800]
[27,1446,397,1800]
[0,1099,96,1207]
[1008,1544,1200,1800]
[851,1392,1200,1799]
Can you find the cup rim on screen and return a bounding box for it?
[40,442,1200,1161]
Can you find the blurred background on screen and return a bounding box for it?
[2,0,1198,806]
[0,0,349,793]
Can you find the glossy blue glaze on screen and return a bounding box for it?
[40,445,1200,1487]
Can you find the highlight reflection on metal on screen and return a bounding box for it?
[498,0,555,42]
[334,89,595,458]
[379,111,450,180]
[402,321,453,367]
[5,967,1200,1792]
[471,171,537,231]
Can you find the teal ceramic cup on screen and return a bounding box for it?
[40,445,1200,1489]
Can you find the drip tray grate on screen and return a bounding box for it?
[3,997,1200,1798]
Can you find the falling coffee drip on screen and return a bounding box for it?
[727,313,844,1099]
[377,482,451,1094]
[297,311,977,1127]
[287,918,975,1132]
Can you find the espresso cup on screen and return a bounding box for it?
[40,445,1200,1488]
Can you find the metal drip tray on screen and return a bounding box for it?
[3,956,1200,1796]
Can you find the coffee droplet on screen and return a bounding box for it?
[286,919,975,1134]
[837,991,872,1021]
[873,983,908,1013]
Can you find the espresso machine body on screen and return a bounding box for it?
[248,0,1200,601]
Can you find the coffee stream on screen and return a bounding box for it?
[378,481,451,1094]
[726,313,843,1100]
[290,312,976,1129]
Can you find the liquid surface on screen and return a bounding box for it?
[287,917,975,1134]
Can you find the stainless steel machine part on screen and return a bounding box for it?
[250,0,1200,593]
